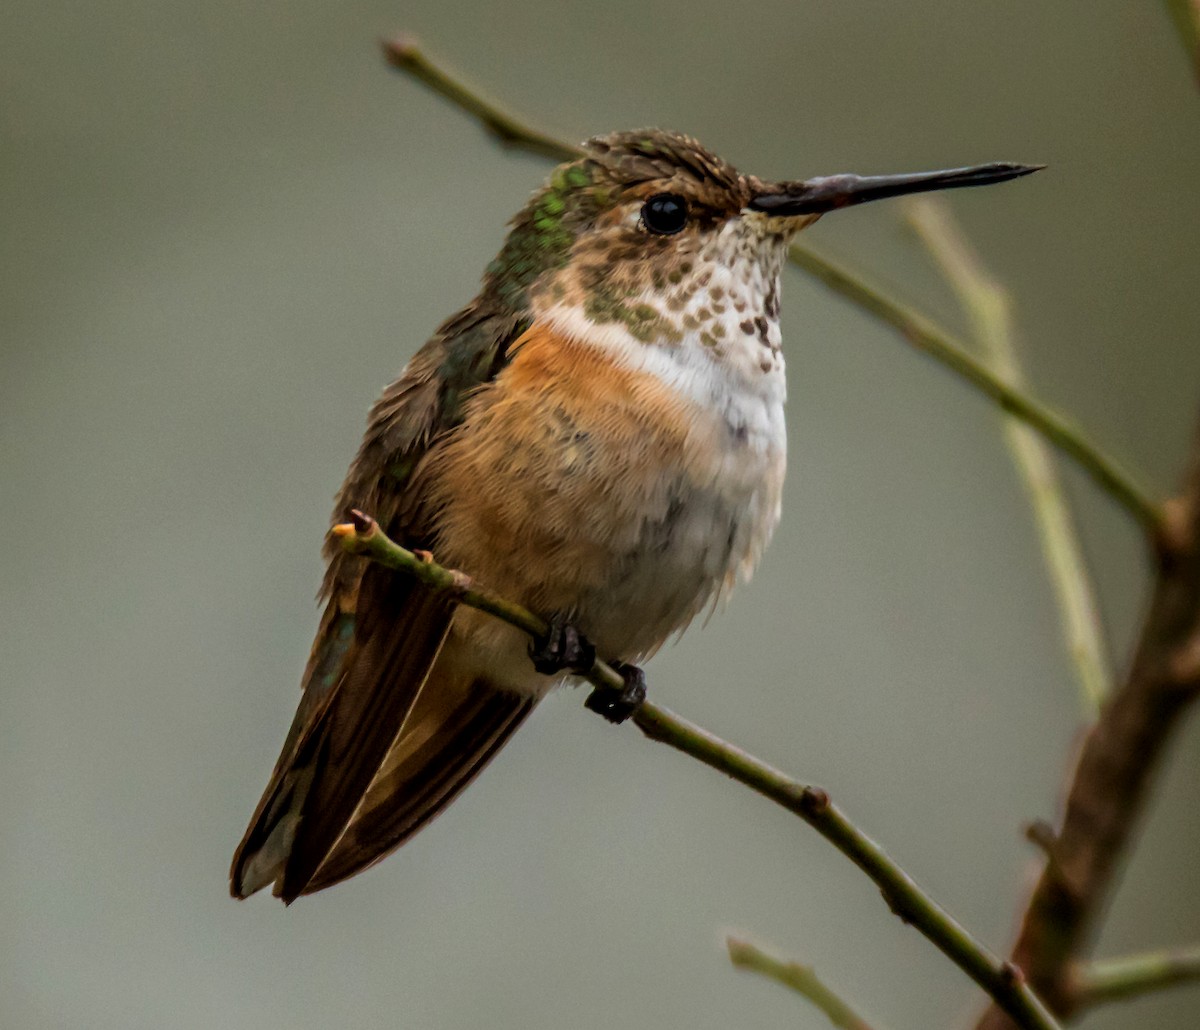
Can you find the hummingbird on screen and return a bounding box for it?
[231,130,1037,902]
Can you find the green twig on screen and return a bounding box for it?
[786,244,1160,537]
[331,512,624,695]
[381,36,579,163]
[335,512,1061,1030]
[1163,0,1200,88]
[727,936,878,1030]
[380,35,1162,538]
[1071,945,1200,1009]
[904,196,1112,714]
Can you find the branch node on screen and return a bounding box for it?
[1001,961,1028,987]
[448,568,474,595]
[1023,819,1059,859]
[880,885,916,925]
[1168,631,1200,693]
[801,786,831,815]
[1155,495,1193,568]
[381,34,419,66]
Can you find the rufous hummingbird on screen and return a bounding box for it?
[231,130,1038,902]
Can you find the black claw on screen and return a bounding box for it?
[529,617,596,676]
[584,662,647,724]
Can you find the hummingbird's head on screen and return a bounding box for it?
[482,129,1038,349]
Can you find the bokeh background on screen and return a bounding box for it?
[3,2,1199,1028]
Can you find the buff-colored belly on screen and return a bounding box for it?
[421,323,784,692]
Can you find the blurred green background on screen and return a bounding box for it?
[3,2,1198,1028]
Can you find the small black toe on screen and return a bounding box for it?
[529,617,597,676]
[584,662,647,724]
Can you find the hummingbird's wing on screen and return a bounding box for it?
[230,304,531,902]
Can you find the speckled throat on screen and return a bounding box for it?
[529,208,813,400]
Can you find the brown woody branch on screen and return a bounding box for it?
[976,417,1200,1027]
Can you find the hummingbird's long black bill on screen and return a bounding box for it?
[749,162,1044,216]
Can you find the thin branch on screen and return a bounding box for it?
[1163,0,1200,88]
[330,511,625,693]
[904,196,1111,715]
[1070,944,1200,1009]
[786,245,1160,537]
[380,35,1163,538]
[727,935,878,1030]
[631,705,1057,1030]
[335,511,1061,1030]
[381,36,579,162]
[975,415,1200,1028]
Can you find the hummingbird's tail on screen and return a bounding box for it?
[230,562,456,902]
[300,672,535,895]
[230,560,537,902]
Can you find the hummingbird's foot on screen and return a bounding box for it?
[584,662,647,725]
[529,617,597,676]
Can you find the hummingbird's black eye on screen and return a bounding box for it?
[641,193,688,235]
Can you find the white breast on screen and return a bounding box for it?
[536,296,787,657]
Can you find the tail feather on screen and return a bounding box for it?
[230,564,454,902]
[304,676,535,894]
[230,607,354,899]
